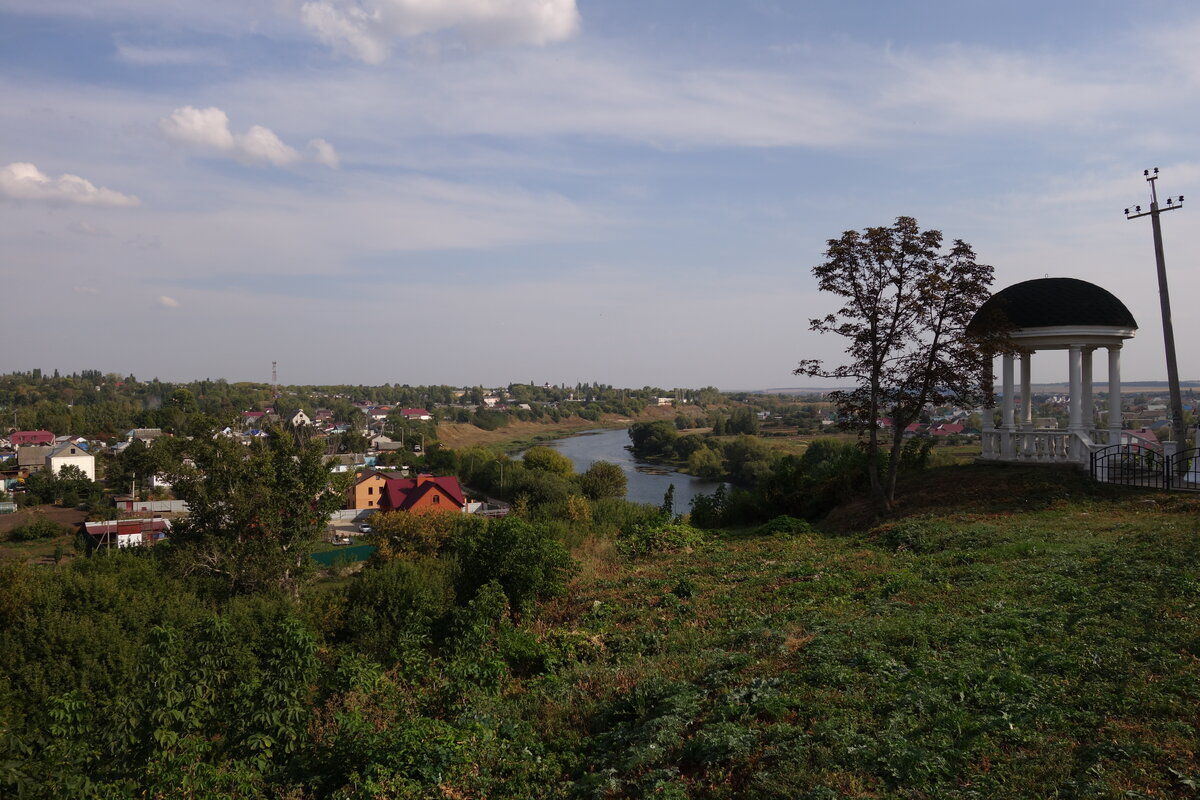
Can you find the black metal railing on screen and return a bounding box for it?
[1091,444,1200,491]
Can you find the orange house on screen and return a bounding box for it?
[380,474,466,513]
[349,470,404,509]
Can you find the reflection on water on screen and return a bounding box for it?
[531,428,727,510]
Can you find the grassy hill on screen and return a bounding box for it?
[3,463,1197,797]
[516,465,1200,797]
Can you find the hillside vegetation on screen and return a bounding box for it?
[2,465,1198,798]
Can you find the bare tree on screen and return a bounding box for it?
[796,216,1007,510]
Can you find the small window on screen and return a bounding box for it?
[368,500,374,507]
[367,486,374,495]
[432,495,440,504]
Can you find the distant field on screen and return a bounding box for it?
[436,404,684,451]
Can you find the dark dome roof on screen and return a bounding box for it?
[968,278,1137,331]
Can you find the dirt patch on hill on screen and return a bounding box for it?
[0,505,88,535]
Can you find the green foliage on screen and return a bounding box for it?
[7,515,70,542]
[617,519,710,557]
[688,484,727,529]
[454,516,578,615]
[753,515,814,537]
[578,460,627,501]
[472,409,510,431]
[165,429,343,596]
[342,558,455,672]
[521,446,575,477]
[628,421,679,459]
[5,465,1200,799]
[686,445,724,479]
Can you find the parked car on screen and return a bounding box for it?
[358,522,373,533]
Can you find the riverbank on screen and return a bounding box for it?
[542,427,727,510]
[436,405,686,452]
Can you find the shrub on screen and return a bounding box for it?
[8,516,69,542]
[754,515,814,537]
[370,509,485,559]
[618,520,710,557]
[342,557,455,671]
[454,517,578,615]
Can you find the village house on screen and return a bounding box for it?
[348,469,406,510]
[10,430,55,446]
[47,441,96,481]
[287,409,312,427]
[380,474,466,513]
[124,428,165,445]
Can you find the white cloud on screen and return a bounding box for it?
[69,221,112,237]
[307,137,340,168]
[159,105,236,150]
[115,43,224,66]
[158,295,180,308]
[880,46,1139,130]
[0,162,140,207]
[159,106,337,168]
[236,124,301,166]
[72,286,100,295]
[298,0,581,64]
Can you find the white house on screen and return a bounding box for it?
[47,442,96,481]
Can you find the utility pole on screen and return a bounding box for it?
[1126,168,1186,448]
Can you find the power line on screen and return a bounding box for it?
[1125,167,1186,447]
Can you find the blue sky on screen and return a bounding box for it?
[3,0,1200,389]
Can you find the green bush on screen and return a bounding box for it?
[453,517,578,615]
[617,520,710,557]
[342,557,455,671]
[8,516,69,542]
[754,515,814,537]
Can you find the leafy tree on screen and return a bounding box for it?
[687,446,725,480]
[453,516,578,616]
[164,429,343,596]
[520,446,574,477]
[22,468,58,505]
[795,216,1003,509]
[578,461,627,501]
[660,484,675,518]
[723,435,775,485]
[628,421,678,459]
[727,407,759,435]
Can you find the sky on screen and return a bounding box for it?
[3,0,1200,390]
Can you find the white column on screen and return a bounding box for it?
[1081,348,1094,434]
[1070,345,1089,431]
[1070,345,1089,462]
[1001,353,1015,459]
[1108,346,1122,444]
[1020,353,1033,429]
[981,357,996,459]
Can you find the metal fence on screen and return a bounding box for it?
[1091,445,1200,491]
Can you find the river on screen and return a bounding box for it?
[533,428,726,511]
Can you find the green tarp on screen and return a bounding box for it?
[310,544,375,566]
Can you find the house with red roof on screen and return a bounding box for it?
[11,430,55,446]
[381,474,466,513]
[401,408,433,420]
